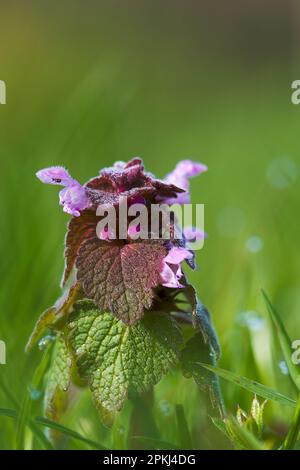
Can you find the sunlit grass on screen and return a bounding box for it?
[0,3,300,450]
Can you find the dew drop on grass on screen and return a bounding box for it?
[28,385,42,401]
[38,335,55,351]
[278,360,289,375]
[159,400,173,416]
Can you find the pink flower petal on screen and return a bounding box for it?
[164,246,193,264]
[36,166,91,217]
[183,227,207,242]
[160,262,183,288]
[160,246,193,289]
[173,160,207,178]
[164,159,207,204]
[36,166,75,186]
[59,185,91,217]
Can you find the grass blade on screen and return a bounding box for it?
[283,394,300,450]
[15,395,31,450]
[225,416,264,450]
[0,407,18,419]
[199,363,296,407]
[175,404,193,449]
[0,407,54,450]
[29,423,55,450]
[262,290,300,391]
[34,416,106,449]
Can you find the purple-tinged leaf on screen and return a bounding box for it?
[76,236,167,325]
[62,210,98,287]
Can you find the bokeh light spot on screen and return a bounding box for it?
[245,235,264,253]
[267,157,298,189]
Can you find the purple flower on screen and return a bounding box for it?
[160,246,193,288]
[35,159,210,327]
[164,159,207,204]
[59,185,91,217]
[84,158,184,207]
[36,166,91,217]
[36,166,75,186]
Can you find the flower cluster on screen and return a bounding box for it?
[36,158,206,323]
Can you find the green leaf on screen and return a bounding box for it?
[181,333,225,417]
[262,290,300,391]
[251,395,260,424]
[234,396,267,439]
[283,394,300,450]
[0,407,18,419]
[213,415,264,450]
[44,335,72,425]
[180,284,224,415]
[211,417,231,442]
[225,416,264,450]
[236,406,248,426]
[200,363,296,407]
[250,395,267,436]
[25,307,57,353]
[25,283,82,352]
[76,236,167,324]
[67,300,182,424]
[183,284,220,358]
[175,404,193,449]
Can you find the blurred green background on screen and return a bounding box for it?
[0,0,300,449]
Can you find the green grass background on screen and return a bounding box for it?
[0,0,300,449]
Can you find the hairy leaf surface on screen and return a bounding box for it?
[67,300,182,424]
[76,238,167,324]
[62,210,98,286]
[44,335,72,424]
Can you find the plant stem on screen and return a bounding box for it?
[283,393,300,450]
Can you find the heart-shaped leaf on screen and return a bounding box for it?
[67,300,182,424]
[76,238,167,325]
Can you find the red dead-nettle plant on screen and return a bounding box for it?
[27,158,223,425]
